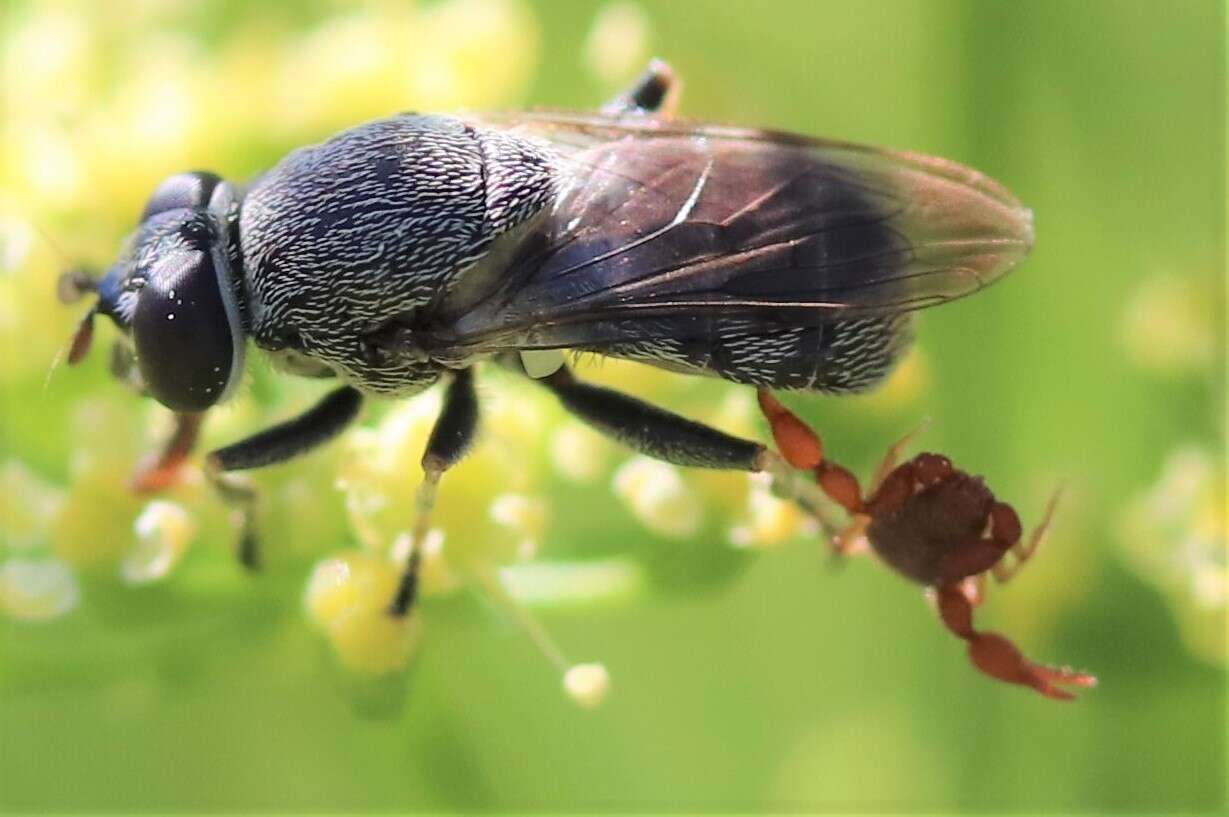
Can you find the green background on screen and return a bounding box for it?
[1,0,1224,812]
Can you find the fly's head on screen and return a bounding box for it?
[60,171,247,413]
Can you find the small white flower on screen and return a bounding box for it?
[729,472,816,548]
[490,492,548,559]
[612,456,704,538]
[563,662,611,709]
[121,500,197,585]
[0,557,79,621]
[0,459,65,550]
[550,422,612,482]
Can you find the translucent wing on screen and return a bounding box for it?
[432,111,1034,356]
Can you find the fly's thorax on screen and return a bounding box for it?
[237,113,558,394]
[253,319,447,397]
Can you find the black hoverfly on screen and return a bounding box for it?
[58,61,1080,697]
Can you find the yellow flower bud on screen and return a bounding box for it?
[304,550,420,674]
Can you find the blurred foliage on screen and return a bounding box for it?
[1,0,1225,812]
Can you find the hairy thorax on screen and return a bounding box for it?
[238,114,556,395]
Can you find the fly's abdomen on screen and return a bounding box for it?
[446,119,1032,393]
[593,313,912,393]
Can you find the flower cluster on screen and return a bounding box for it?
[1119,448,1225,665]
[1116,267,1225,665]
[2,0,939,708]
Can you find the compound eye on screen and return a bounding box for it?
[141,172,223,221]
[132,245,243,412]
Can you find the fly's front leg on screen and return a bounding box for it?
[205,386,363,569]
[537,366,840,532]
[206,469,260,569]
[131,411,204,494]
[100,339,209,494]
[390,368,479,617]
[602,58,681,116]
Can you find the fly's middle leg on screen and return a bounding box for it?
[389,368,479,617]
